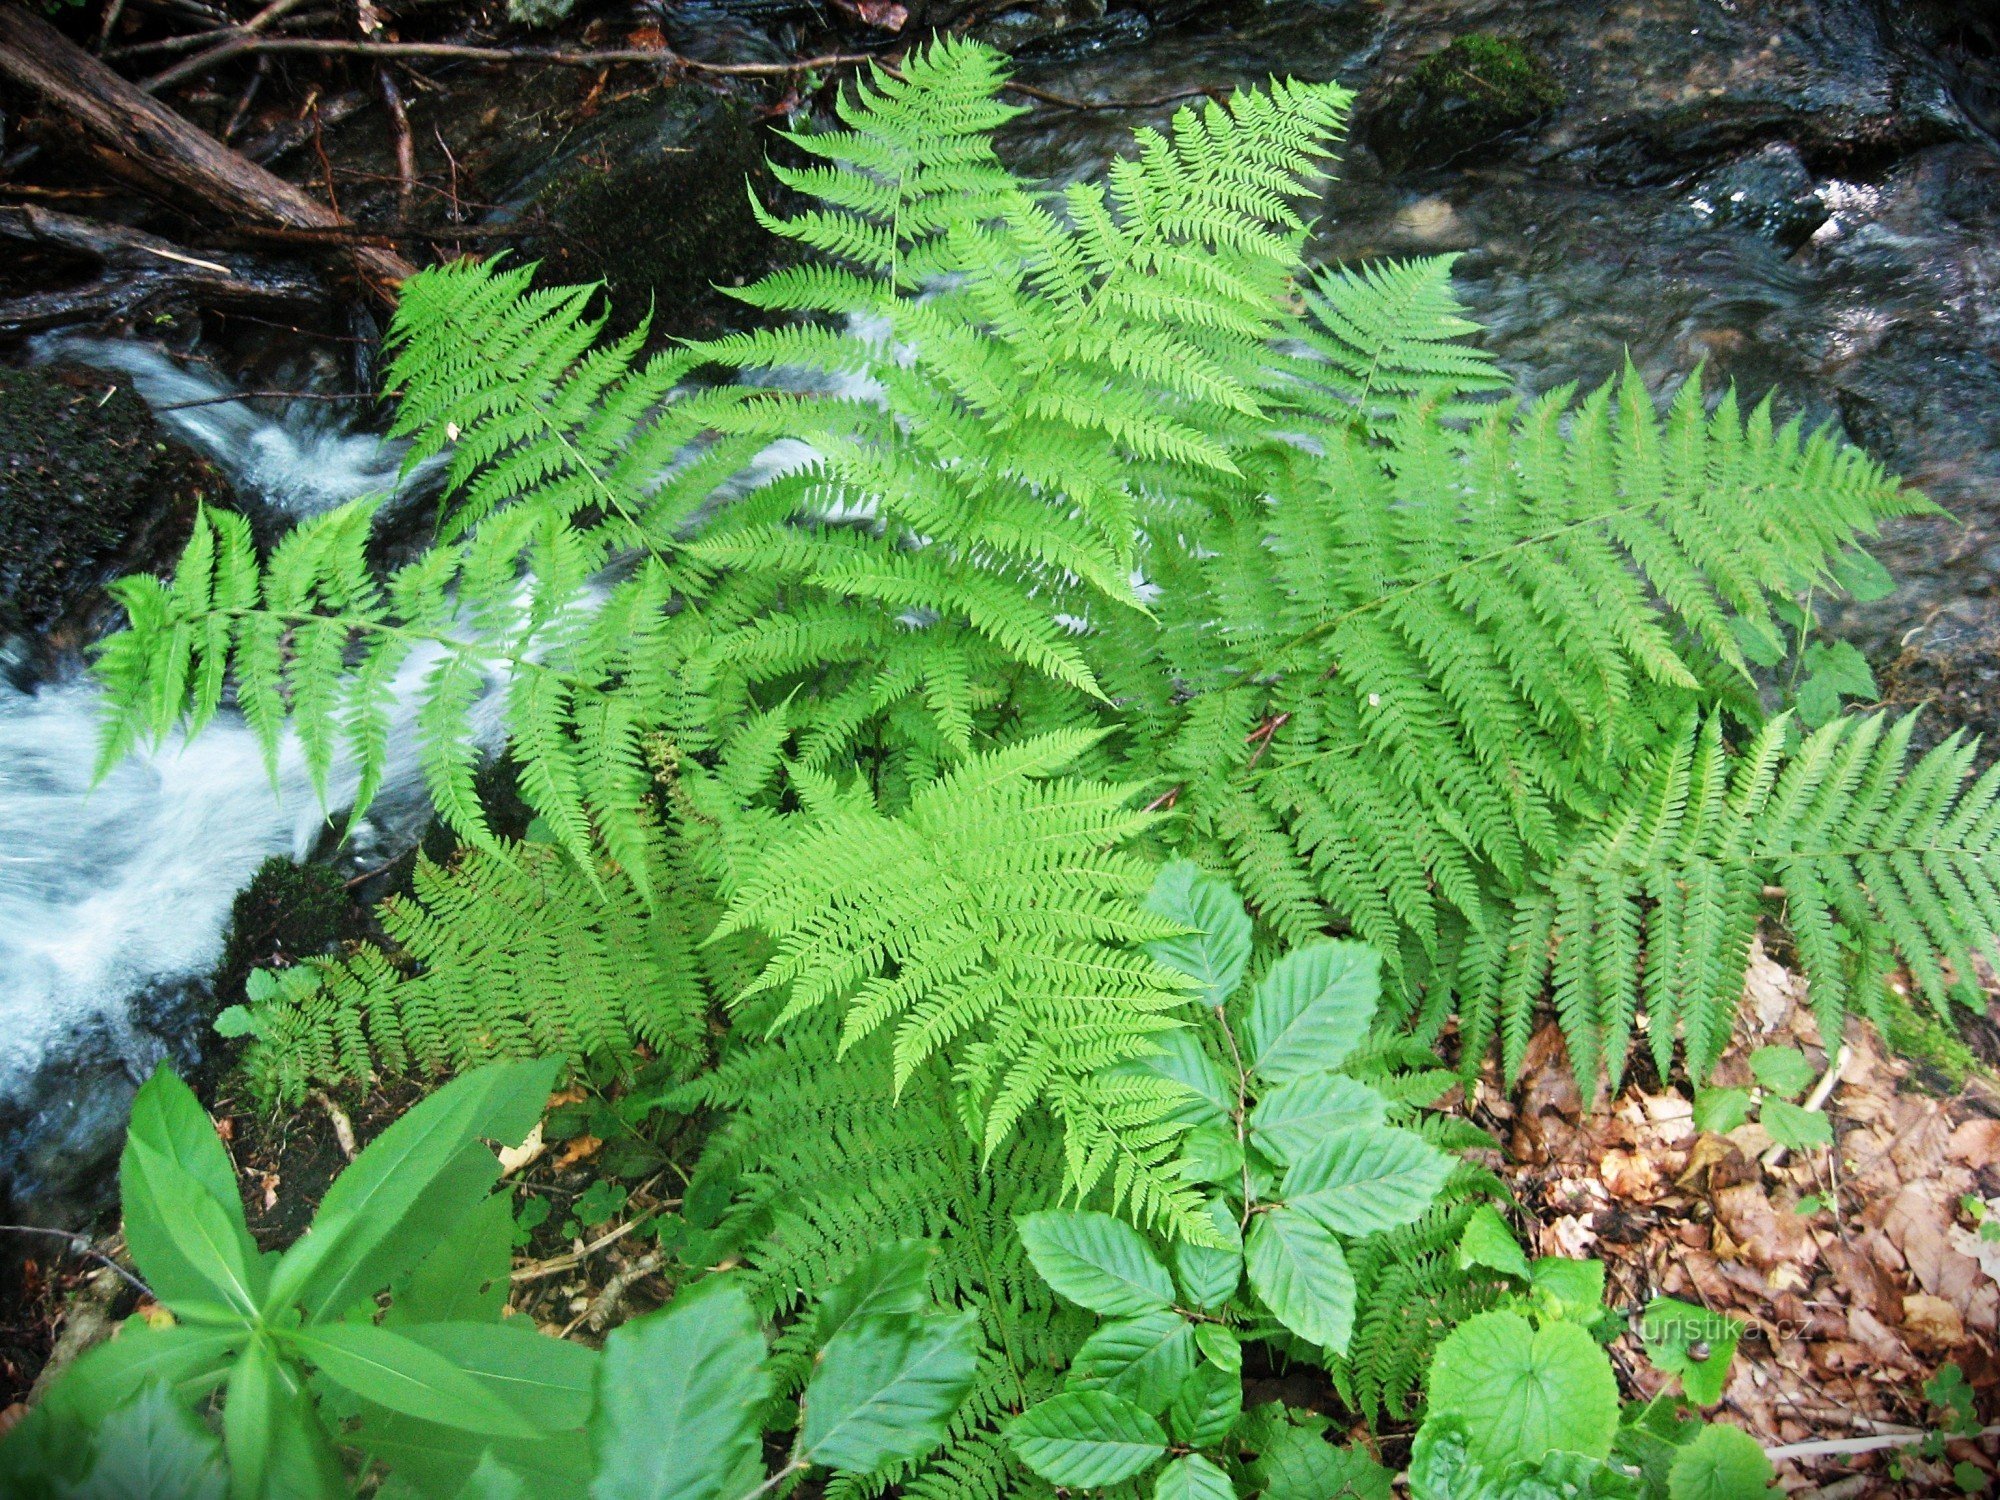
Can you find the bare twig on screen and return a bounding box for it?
[309,1089,358,1159]
[376,65,414,219]
[511,1216,653,1284]
[1001,79,1225,113]
[1766,1423,2000,1461]
[140,0,322,91]
[144,36,882,88]
[155,389,373,410]
[582,1248,666,1331]
[0,1225,151,1298]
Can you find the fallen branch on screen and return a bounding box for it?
[0,4,414,298]
[1766,1422,2000,1462]
[0,1225,150,1298]
[135,34,882,87]
[0,203,322,336]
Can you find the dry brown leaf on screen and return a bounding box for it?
[1712,1183,1816,1274]
[1601,1148,1670,1203]
[1903,1292,1967,1351]
[556,1134,603,1169]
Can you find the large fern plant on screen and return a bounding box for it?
[95,37,1991,1133]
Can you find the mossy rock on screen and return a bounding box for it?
[213,856,349,1004]
[1367,35,1563,172]
[520,92,794,342]
[0,365,225,637]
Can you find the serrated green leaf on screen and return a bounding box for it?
[1174,1198,1243,1310]
[1241,942,1379,1082]
[590,1280,770,1500]
[1747,1047,1816,1100]
[1146,860,1252,1008]
[813,1240,935,1347]
[1249,1075,1390,1165]
[1691,1088,1752,1135]
[801,1310,980,1473]
[59,1382,226,1500]
[1245,1207,1355,1353]
[1193,1323,1241,1374]
[1154,1453,1236,1500]
[1528,1257,1607,1327]
[1456,1204,1529,1281]
[1018,1211,1173,1316]
[1167,1364,1241,1449]
[1253,1424,1393,1500]
[1760,1098,1832,1151]
[1638,1298,1744,1407]
[1426,1311,1619,1469]
[1009,1392,1167,1487]
[1067,1309,1196,1415]
[1666,1424,1774,1499]
[1282,1126,1451,1237]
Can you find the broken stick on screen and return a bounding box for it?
[0,3,414,300]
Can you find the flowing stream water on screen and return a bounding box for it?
[0,346,471,1222]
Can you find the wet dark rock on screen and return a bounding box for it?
[0,364,223,643]
[1879,621,2000,762]
[1364,33,1563,172]
[1688,143,1827,249]
[0,978,208,1231]
[212,856,351,1006]
[513,91,794,342]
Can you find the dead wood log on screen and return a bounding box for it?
[0,202,322,336]
[0,3,415,300]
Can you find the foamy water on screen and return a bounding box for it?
[0,344,452,1109]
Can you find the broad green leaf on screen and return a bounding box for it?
[1174,1198,1242,1310]
[1193,1323,1241,1374]
[1249,1075,1390,1165]
[1666,1424,1774,1499]
[390,1191,514,1325]
[1145,859,1252,1007]
[1426,1311,1620,1469]
[1253,1425,1393,1500]
[352,1412,591,1500]
[1456,1205,1529,1281]
[399,1321,599,1432]
[1527,1256,1606,1326]
[1282,1126,1451,1237]
[1127,1028,1234,1127]
[800,1311,980,1473]
[1638,1298,1744,1407]
[1017,1211,1173,1316]
[813,1240,935,1346]
[284,1324,539,1439]
[1167,1364,1241,1449]
[1178,1123,1246,1184]
[1747,1046,1815,1100]
[1067,1309,1196,1414]
[1007,1391,1167,1487]
[266,1057,559,1320]
[590,1280,770,1500]
[1154,1453,1235,1500]
[222,1335,345,1500]
[1240,942,1379,1081]
[1760,1099,1832,1151]
[451,1454,539,1500]
[120,1070,263,1320]
[1691,1088,1752,1135]
[60,1381,226,1500]
[1245,1207,1355,1354]
[40,1325,240,1427]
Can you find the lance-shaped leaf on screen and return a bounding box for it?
[284,1323,542,1439]
[120,1068,265,1321]
[265,1057,559,1320]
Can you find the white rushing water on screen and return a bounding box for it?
[0,343,452,1110]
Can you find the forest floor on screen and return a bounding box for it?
[7,946,1998,1496]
